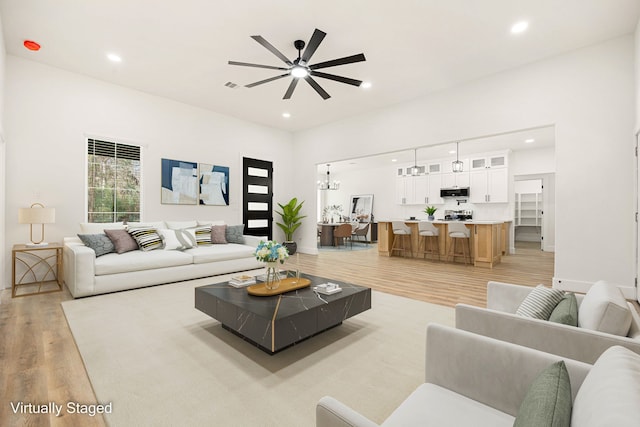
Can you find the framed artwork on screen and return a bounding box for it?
[161,158,198,205]
[199,164,229,206]
[349,194,374,222]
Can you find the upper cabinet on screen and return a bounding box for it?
[396,174,441,205]
[469,153,508,170]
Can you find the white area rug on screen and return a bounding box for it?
[62,273,454,426]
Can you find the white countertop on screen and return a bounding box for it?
[379,219,506,225]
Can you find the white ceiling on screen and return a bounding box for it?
[1,1,639,132]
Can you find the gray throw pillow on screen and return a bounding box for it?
[225,224,245,244]
[104,228,139,254]
[77,233,115,257]
[513,360,572,427]
[549,293,579,326]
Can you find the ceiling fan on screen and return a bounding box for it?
[228,28,366,100]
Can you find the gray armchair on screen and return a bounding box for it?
[455,281,640,364]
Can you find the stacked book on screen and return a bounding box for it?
[228,274,256,288]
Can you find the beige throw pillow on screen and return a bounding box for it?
[578,281,632,336]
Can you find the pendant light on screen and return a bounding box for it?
[411,148,419,176]
[452,142,463,173]
[318,164,340,190]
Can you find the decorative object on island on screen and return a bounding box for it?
[161,158,198,205]
[318,164,340,190]
[254,240,289,290]
[198,163,229,206]
[275,197,306,255]
[18,203,56,247]
[452,141,463,173]
[424,205,437,221]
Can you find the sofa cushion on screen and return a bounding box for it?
[513,361,571,427]
[158,229,196,250]
[127,221,167,230]
[515,285,565,320]
[578,281,632,336]
[571,346,640,427]
[197,220,225,226]
[186,244,255,264]
[79,222,124,234]
[211,224,228,244]
[127,227,164,251]
[628,303,640,339]
[549,293,579,326]
[381,383,514,427]
[186,226,212,246]
[166,220,197,230]
[94,249,193,275]
[226,224,245,244]
[77,233,115,257]
[104,229,139,254]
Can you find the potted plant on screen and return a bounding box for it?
[424,206,437,221]
[276,197,307,255]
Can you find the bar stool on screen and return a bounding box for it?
[447,222,471,265]
[391,221,413,257]
[418,221,440,261]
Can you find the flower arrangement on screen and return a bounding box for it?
[254,240,289,264]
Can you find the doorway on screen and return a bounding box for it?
[514,174,555,252]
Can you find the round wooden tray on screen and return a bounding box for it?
[247,277,311,296]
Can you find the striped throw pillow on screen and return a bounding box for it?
[516,285,565,320]
[186,226,212,246]
[127,227,163,251]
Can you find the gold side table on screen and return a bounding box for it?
[12,243,64,297]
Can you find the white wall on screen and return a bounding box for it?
[294,36,636,297]
[0,17,6,293]
[3,56,294,288]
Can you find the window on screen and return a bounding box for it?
[87,138,141,223]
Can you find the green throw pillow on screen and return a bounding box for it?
[513,360,572,427]
[549,293,579,326]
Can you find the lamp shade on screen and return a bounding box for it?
[18,204,56,224]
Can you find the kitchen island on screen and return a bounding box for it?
[378,220,508,268]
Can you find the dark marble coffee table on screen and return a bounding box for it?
[195,272,371,353]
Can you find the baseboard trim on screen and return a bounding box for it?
[553,277,636,299]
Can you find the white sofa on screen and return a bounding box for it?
[455,281,640,364]
[316,323,640,426]
[63,220,263,298]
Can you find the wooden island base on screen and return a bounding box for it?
[377,220,509,268]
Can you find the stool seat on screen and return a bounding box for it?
[391,221,413,257]
[418,221,440,261]
[447,222,471,265]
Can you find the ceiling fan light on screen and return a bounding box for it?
[291,66,308,78]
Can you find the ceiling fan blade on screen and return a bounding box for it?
[309,53,366,70]
[310,71,363,87]
[228,61,288,71]
[245,73,289,88]
[283,79,299,99]
[300,29,326,64]
[304,76,331,100]
[251,35,293,66]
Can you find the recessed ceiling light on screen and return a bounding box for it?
[23,40,41,51]
[361,81,372,89]
[525,138,535,143]
[107,53,122,62]
[511,21,529,34]
[449,150,456,154]
[391,158,397,162]
[282,112,291,118]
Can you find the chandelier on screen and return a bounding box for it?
[318,164,340,190]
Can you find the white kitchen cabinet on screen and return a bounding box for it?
[470,168,508,203]
[426,173,443,204]
[441,171,470,189]
[469,153,508,170]
[396,174,429,204]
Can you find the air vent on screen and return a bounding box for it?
[224,81,239,89]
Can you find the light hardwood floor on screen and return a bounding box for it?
[0,241,553,427]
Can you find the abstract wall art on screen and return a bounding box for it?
[161,158,198,205]
[199,164,229,206]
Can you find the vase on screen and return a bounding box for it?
[283,241,297,255]
[264,261,281,290]
[428,215,435,221]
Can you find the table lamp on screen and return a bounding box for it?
[18,203,56,247]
